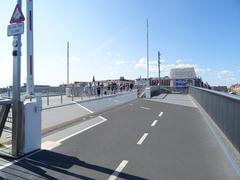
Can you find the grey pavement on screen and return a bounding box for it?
[150,93,197,108]
[42,91,137,132]
[79,91,137,112]
[0,95,239,179]
[0,91,137,144]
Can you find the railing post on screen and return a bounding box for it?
[71,88,74,101]
[47,94,49,106]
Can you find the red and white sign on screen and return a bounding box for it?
[10,4,25,24]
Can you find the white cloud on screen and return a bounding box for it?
[214,70,239,86]
[160,59,166,63]
[107,67,113,70]
[195,68,211,73]
[174,63,197,68]
[134,57,158,73]
[134,57,199,75]
[70,56,80,62]
[106,52,112,56]
[55,55,62,60]
[217,70,236,81]
[176,59,192,64]
[96,39,113,52]
[134,57,147,69]
[54,55,80,63]
[115,60,125,65]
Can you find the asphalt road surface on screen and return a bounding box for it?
[0,98,239,179]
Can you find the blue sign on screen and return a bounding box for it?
[175,79,186,87]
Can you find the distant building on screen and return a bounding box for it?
[149,76,171,86]
[211,86,228,92]
[212,86,228,92]
[230,84,240,95]
[170,67,196,79]
[170,67,198,88]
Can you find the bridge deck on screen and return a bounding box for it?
[0,95,239,179]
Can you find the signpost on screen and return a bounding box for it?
[8,2,25,157]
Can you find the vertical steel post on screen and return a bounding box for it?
[146,19,149,86]
[158,51,161,90]
[26,0,34,96]
[67,42,69,86]
[12,0,24,157]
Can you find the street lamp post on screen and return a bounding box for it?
[66,42,71,96]
[146,19,149,86]
[158,51,161,90]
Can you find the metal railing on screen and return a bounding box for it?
[147,86,189,98]
[189,86,240,152]
[19,86,137,109]
[0,99,12,138]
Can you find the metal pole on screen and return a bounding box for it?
[26,0,34,96]
[146,19,149,85]
[47,94,49,106]
[12,0,24,157]
[158,51,161,90]
[67,42,69,86]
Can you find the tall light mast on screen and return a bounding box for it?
[67,42,69,86]
[146,19,149,85]
[158,51,161,89]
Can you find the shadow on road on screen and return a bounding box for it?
[1,150,147,180]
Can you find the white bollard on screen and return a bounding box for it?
[145,87,151,99]
[23,96,41,154]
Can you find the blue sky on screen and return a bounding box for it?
[0,0,240,87]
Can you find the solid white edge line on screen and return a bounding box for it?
[158,111,163,117]
[140,107,150,110]
[57,116,107,143]
[73,101,94,113]
[98,115,108,121]
[151,120,158,127]
[108,160,129,180]
[137,133,149,145]
[0,116,108,170]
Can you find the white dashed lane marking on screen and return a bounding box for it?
[137,133,149,145]
[108,160,129,180]
[140,107,151,110]
[158,112,163,117]
[151,120,158,127]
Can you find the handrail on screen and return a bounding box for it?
[0,99,13,105]
[190,86,240,102]
[189,86,240,152]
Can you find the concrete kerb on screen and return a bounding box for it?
[189,95,240,176]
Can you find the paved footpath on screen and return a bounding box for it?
[0,96,239,179]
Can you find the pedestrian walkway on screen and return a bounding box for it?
[150,93,197,108]
[0,91,137,145]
